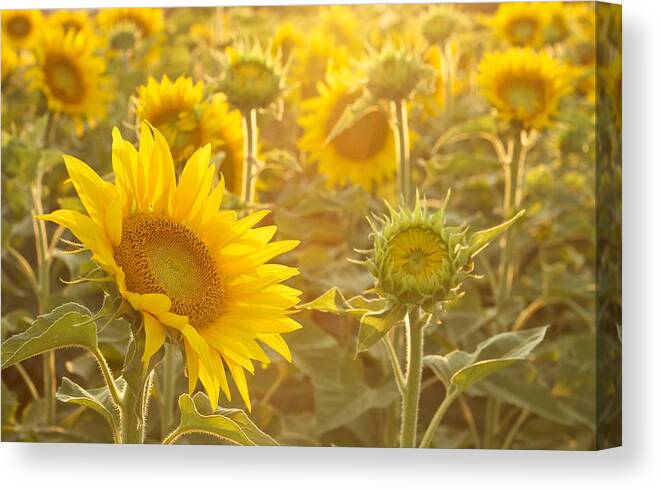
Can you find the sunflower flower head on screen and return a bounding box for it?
[47,9,97,43]
[298,69,397,191]
[38,124,301,410]
[289,29,349,100]
[489,2,546,48]
[478,48,572,129]
[365,42,435,102]
[542,2,571,45]
[28,28,110,134]
[97,7,164,57]
[365,193,525,308]
[2,43,20,82]
[422,5,471,46]
[134,75,243,168]
[1,9,43,50]
[217,41,285,113]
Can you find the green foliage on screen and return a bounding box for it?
[1,303,96,369]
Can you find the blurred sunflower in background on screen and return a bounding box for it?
[298,71,396,191]
[28,28,109,134]
[489,2,546,47]
[542,2,571,45]
[39,125,301,409]
[46,9,96,41]
[289,31,348,100]
[1,9,43,50]
[478,47,571,128]
[134,75,243,174]
[97,7,164,57]
[272,21,303,61]
[319,5,363,53]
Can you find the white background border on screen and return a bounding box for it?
[2,0,658,487]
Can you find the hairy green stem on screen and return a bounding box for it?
[392,99,412,208]
[159,344,177,438]
[400,307,425,448]
[419,389,459,448]
[241,108,259,204]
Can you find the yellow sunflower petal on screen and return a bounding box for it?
[142,313,166,363]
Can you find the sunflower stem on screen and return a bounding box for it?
[241,108,259,204]
[399,306,426,448]
[392,99,412,208]
[159,343,178,438]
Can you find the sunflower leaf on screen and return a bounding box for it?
[468,209,526,258]
[298,287,368,316]
[1,303,97,369]
[356,304,407,355]
[166,393,256,445]
[56,377,122,433]
[425,326,548,392]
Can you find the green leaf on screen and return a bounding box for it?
[425,326,548,392]
[166,393,256,445]
[356,304,407,354]
[190,392,277,445]
[56,377,122,431]
[299,287,362,315]
[468,209,526,258]
[1,303,97,369]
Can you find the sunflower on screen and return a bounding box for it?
[489,3,546,47]
[298,71,396,191]
[542,2,571,45]
[28,28,109,134]
[478,48,571,128]
[134,75,243,173]
[47,9,96,41]
[272,21,303,61]
[96,7,164,56]
[319,5,363,53]
[289,30,348,100]
[1,9,43,50]
[38,124,301,409]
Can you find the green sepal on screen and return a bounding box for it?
[468,209,526,258]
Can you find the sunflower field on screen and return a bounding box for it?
[1,2,621,450]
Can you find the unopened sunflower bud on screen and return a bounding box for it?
[366,44,434,102]
[422,6,470,46]
[364,193,525,307]
[218,41,285,112]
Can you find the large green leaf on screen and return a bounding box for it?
[425,326,548,392]
[1,303,96,369]
[166,393,261,446]
[56,377,122,432]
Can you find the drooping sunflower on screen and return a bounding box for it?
[289,30,349,100]
[489,2,546,48]
[96,7,164,57]
[1,9,43,50]
[28,28,109,134]
[478,48,571,128]
[38,125,301,409]
[134,75,243,177]
[298,71,396,191]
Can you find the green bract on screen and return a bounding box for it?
[364,193,525,308]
